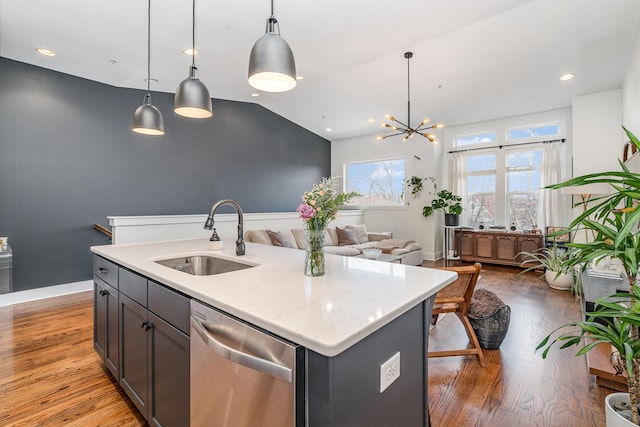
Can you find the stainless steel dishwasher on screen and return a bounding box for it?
[190,300,303,427]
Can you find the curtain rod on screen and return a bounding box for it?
[447,138,566,154]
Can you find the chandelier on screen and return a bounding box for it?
[376,52,442,143]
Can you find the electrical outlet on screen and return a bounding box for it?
[379,351,400,393]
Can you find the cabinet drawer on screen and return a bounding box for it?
[119,268,147,306]
[94,256,118,288]
[148,280,190,335]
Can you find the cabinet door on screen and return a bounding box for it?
[518,236,543,263]
[148,312,190,427]
[120,294,149,417]
[94,280,107,361]
[456,231,475,259]
[474,233,495,261]
[495,235,518,264]
[104,283,119,378]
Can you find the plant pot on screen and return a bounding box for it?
[444,214,460,227]
[544,270,572,291]
[606,393,637,426]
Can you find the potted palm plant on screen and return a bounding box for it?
[537,127,640,425]
[517,244,575,291]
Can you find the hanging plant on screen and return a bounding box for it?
[406,176,435,198]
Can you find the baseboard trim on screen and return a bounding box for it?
[0,280,93,307]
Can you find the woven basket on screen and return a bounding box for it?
[468,289,511,350]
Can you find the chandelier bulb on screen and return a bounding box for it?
[392,126,398,131]
[376,135,386,140]
[421,118,430,125]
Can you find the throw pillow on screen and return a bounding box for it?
[346,224,369,243]
[266,229,293,248]
[336,226,359,246]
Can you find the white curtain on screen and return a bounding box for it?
[449,152,467,224]
[537,142,565,231]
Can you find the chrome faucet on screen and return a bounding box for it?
[204,199,246,256]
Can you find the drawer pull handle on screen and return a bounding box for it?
[140,321,151,331]
[99,289,108,296]
[98,267,108,275]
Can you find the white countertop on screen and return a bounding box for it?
[91,238,456,357]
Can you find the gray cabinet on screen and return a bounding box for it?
[118,271,191,427]
[93,257,119,379]
[307,302,429,426]
[93,256,190,426]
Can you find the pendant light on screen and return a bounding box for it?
[248,0,296,92]
[174,0,212,118]
[376,52,442,143]
[132,0,164,136]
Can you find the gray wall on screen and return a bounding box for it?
[0,58,330,291]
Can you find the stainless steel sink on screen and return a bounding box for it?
[155,255,255,276]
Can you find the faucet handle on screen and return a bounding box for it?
[236,238,246,256]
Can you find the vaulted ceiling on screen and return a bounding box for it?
[2,0,639,140]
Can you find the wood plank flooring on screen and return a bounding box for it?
[426,262,612,427]
[0,292,145,426]
[0,265,614,426]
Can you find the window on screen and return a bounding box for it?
[454,131,497,147]
[459,148,543,230]
[506,123,559,141]
[345,158,405,206]
[466,153,496,228]
[506,149,542,230]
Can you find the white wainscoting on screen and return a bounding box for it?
[108,210,365,245]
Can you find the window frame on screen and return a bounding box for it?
[343,157,407,209]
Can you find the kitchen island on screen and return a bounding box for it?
[91,237,456,426]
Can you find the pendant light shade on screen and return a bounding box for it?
[248,1,296,93]
[175,65,212,118]
[133,94,165,135]
[174,0,212,118]
[132,0,164,136]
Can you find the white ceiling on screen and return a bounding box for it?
[2,0,639,141]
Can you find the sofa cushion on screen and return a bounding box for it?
[266,229,295,248]
[336,226,359,246]
[325,227,339,246]
[325,245,361,256]
[244,230,271,245]
[291,228,335,250]
[346,224,369,243]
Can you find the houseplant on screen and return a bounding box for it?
[537,127,640,425]
[422,189,463,226]
[517,245,575,291]
[296,177,358,276]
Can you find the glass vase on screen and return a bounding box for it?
[304,229,325,277]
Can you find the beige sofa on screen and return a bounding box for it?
[244,224,424,266]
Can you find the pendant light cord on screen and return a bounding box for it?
[270,0,274,17]
[146,0,151,94]
[406,53,411,129]
[191,0,196,67]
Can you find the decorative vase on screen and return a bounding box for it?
[605,393,637,427]
[544,270,572,291]
[444,214,460,227]
[304,229,325,277]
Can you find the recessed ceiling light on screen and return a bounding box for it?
[367,118,375,123]
[251,93,260,97]
[560,73,575,81]
[296,76,304,80]
[326,128,333,132]
[145,77,159,83]
[183,48,198,56]
[36,48,56,57]
[108,59,118,65]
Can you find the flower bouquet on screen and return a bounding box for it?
[296,177,358,276]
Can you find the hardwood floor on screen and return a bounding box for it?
[426,262,612,427]
[0,265,614,426]
[0,291,145,426]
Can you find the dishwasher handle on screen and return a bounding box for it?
[191,316,293,383]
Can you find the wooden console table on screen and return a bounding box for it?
[454,229,543,267]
